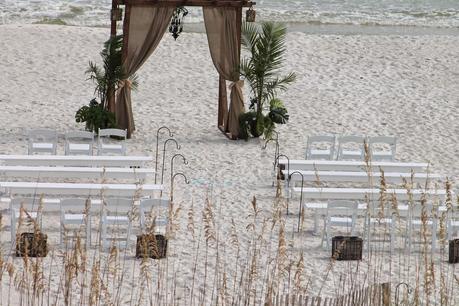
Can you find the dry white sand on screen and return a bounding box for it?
[0,24,459,304]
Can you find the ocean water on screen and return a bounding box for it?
[1,0,459,30]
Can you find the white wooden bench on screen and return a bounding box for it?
[292,187,448,202]
[0,182,163,197]
[284,170,441,184]
[278,159,429,172]
[0,166,154,180]
[304,201,448,234]
[0,155,152,167]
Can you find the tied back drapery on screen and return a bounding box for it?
[203,7,244,138]
[116,6,174,137]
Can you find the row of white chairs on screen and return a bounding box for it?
[10,197,169,250]
[320,200,457,254]
[306,135,396,161]
[28,129,127,156]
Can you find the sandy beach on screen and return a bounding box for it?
[0,24,459,304]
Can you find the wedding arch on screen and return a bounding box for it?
[109,0,255,139]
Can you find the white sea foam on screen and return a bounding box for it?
[1,0,459,29]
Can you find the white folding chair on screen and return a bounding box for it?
[364,202,397,253]
[305,135,336,160]
[65,131,94,155]
[407,203,438,253]
[97,128,127,156]
[368,136,396,161]
[139,198,170,234]
[322,200,358,250]
[27,129,58,155]
[100,198,134,250]
[60,198,92,249]
[336,135,366,161]
[10,197,44,243]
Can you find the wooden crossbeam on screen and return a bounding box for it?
[122,0,254,7]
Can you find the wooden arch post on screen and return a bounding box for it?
[110,0,254,139]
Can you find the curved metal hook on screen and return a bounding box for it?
[171,153,188,185]
[289,171,305,232]
[160,138,181,186]
[275,154,290,213]
[171,172,190,202]
[154,126,174,184]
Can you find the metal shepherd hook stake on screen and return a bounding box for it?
[160,138,180,186]
[275,154,290,214]
[288,171,305,232]
[155,126,173,184]
[171,172,190,202]
[171,154,188,185]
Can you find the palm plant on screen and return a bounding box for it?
[240,21,296,139]
[85,34,138,112]
[77,35,138,133]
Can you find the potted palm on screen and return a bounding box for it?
[239,22,296,140]
[76,35,138,133]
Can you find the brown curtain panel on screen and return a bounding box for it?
[116,6,174,137]
[203,7,245,138]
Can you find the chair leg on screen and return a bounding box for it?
[126,222,132,249]
[86,217,91,250]
[321,219,327,249]
[11,216,16,246]
[390,222,395,254]
[432,222,437,253]
[101,221,107,251]
[60,223,64,247]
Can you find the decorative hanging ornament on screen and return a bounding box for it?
[169,7,189,40]
[246,5,256,22]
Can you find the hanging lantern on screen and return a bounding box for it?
[169,7,189,40]
[111,8,123,21]
[246,5,256,22]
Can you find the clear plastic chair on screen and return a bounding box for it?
[364,202,397,253]
[27,129,58,155]
[305,135,336,160]
[406,203,438,253]
[97,128,127,156]
[139,198,170,234]
[100,198,134,250]
[60,198,92,249]
[322,200,358,249]
[10,197,44,243]
[368,136,396,161]
[336,135,366,161]
[64,131,94,155]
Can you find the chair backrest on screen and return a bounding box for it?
[98,129,127,139]
[60,198,91,213]
[103,198,134,215]
[140,198,170,213]
[306,135,336,160]
[367,202,394,218]
[28,129,57,141]
[28,129,58,154]
[97,128,127,155]
[410,203,438,219]
[11,197,43,212]
[140,198,169,228]
[327,200,358,216]
[65,131,94,141]
[368,136,396,161]
[336,135,366,160]
[65,131,94,155]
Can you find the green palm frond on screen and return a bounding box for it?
[86,34,137,109]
